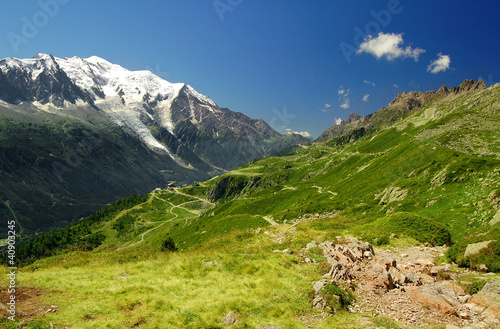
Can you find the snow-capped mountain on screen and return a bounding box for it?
[0,53,307,170]
[0,54,307,235]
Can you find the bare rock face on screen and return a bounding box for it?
[406,285,459,315]
[468,279,500,327]
[464,240,497,258]
[449,79,487,94]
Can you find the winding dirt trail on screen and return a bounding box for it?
[117,189,214,250]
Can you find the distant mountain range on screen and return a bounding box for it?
[0,54,307,236]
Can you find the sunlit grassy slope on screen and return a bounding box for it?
[1,83,500,328]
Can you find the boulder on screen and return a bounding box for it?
[414,259,434,267]
[469,278,500,321]
[490,209,500,226]
[222,311,238,326]
[377,186,409,205]
[406,286,459,315]
[464,240,497,258]
[312,280,328,293]
[306,241,318,250]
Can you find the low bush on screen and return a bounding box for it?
[368,212,451,246]
[321,284,355,310]
[465,280,487,295]
[161,236,177,252]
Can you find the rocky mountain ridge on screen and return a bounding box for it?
[317,79,488,142]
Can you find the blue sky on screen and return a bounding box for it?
[1,0,499,138]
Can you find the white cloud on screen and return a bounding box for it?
[364,80,376,87]
[338,86,350,109]
[357,32,425,62]
[393,83,399,88]
[321,103,332,112]
[427,53,451,74]
[288,131,311,138]
[362,94,370,102]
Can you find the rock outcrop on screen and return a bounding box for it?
[301,237,500,327]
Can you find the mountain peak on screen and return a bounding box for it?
[33,53,54,60]
[345,112,361,124]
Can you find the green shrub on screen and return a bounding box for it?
[307,247,325,263]
[467,241,500,272]
[371,212,451,246]
[465,280,487,295]
[161,236,177,252]
[373,235,390,246]
[446,228,500,272]
[321,284,355,310]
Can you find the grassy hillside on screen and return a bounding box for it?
[1,83,499,328]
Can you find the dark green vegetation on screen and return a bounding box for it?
[0,194,148,265]
[161,235,177,252]
[0,109,213,238]
[446,226,500,272]
[361,212,452,246]
[0,102,307,238]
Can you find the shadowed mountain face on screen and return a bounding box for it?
[0,54,307,236]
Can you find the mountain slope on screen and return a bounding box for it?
[0,54,307,236]
[2,80,499,329]
[11,80,500,260]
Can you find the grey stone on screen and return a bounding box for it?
[363,251,373,258]
[406,272,417,283]
[306,241,317,250]
[283,248,292,254]
[259,325,284,329]
[222,311,238,326]
[490,209,500,226]
[464,240,497,258]
[312,280,328,293]
[118,273,129,279]
[378,186,409,205]
[312,295,324,307]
